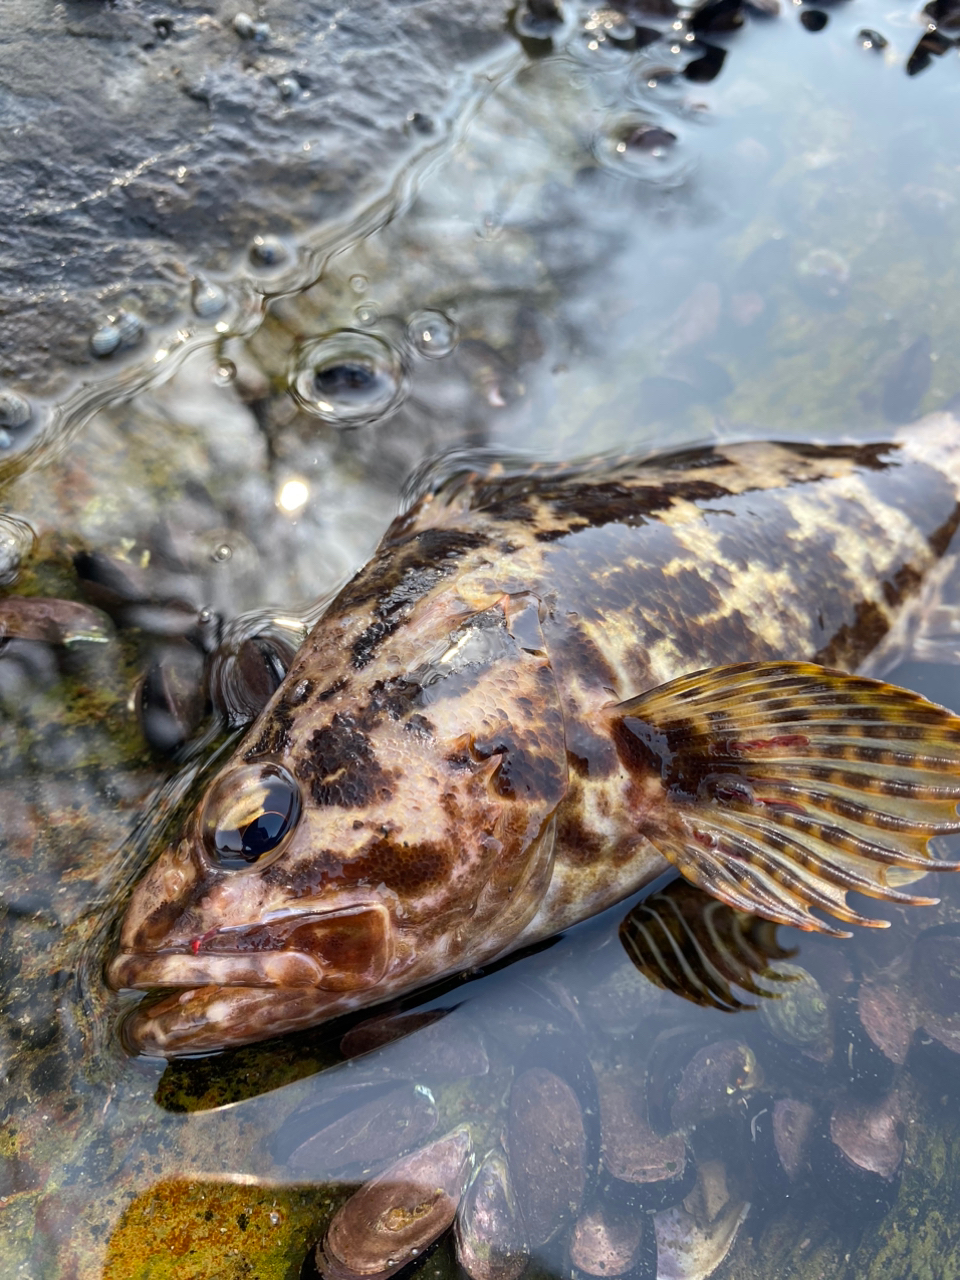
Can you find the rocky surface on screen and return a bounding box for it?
[0,0,508,395]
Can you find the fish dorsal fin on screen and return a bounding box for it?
[608,662,960,935]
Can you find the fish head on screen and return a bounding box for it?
[107,590,568,1054]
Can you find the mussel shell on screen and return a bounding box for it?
[137,643,207,754]
[771,1098,817,1182]
[857,980,916,1067]
[281,1083,439,1179]
[0,597,111,645]
[508,1066,588,1247]
[317,1126,473,1280]
[569,1199,654,1280]
[597,1074,692,1211]
[455,1149,529,1280]
[818,1093,903,1220]
[669,1039,760,1131]
[652,1161,748,1280]
[834,996,897,1099]
[911,923,960,1018]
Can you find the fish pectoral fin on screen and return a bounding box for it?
[610,661,960,935]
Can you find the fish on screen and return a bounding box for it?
[107,413,960,1056]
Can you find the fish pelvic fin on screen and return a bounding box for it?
[608,661,960,935]
[619,879,793,1012]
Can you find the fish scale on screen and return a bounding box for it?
[108,413,960,1055]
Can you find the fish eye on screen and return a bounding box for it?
[200,762,302,870]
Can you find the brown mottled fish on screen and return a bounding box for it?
[108,415,960,1056]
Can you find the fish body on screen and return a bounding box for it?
[108,415,960,1055]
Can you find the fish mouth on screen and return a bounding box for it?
[106,903,394,994]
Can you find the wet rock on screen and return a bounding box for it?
[317,1126,473,1280]
[822,1091,904,1217]
[283,1084,440,1179]
[455,1149,529,1280]
[684,44,728,83]
[795,247,849,305]
[924,0,960,27]
[249,235,289,269]
[0,0,511,393]
[507,1066,588,1247]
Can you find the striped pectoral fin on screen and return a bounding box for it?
[609,662,960,936]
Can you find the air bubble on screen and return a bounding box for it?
[212,544,233,563]
[349,274,369,294]
[290,330,408,427]
[354,301,381,327]
[192,278,228,318]
[213,359,238,386]
[91,324,121,358]
[595,115,693,187]
[407,310,459,359]
[249,235,289,269]
[0,390,32,431]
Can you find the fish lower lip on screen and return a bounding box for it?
[107,904,394,993]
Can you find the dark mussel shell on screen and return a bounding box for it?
[596,1072,692,1211]
[569,1198,656,1280]
[455,1148,529,1280]
[280,1083,440,1180]
[507,1067,588,1248]
[819,1091,904,1220]
[667,1038,760,1131]
[317,1126,473,1280]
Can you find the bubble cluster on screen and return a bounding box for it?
[290,330,408,426]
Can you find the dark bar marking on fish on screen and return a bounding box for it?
[301,713,396,808]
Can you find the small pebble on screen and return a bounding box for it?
[233,12,255,38]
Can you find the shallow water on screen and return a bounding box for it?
[3,3,960,1278]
